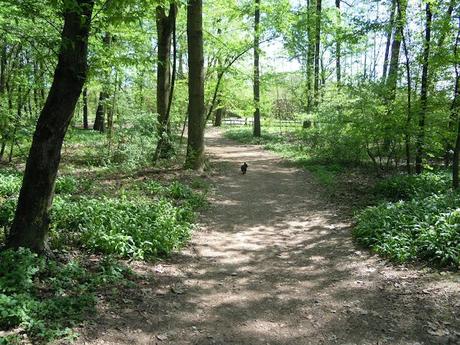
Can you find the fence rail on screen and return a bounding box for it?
[221,117,304,127]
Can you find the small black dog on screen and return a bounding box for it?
[241,162,248,175]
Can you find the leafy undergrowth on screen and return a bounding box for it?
[226,127,459,269]
[355,172,459,269]
[0,248,135,344]
[0,174,207,260]
[0,128,209,343]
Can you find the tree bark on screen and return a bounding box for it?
[6,0,94,253]
[155,2,177,160]
[306,0,315,112]
[184,0,205,170]
[401,24,412,174]
[83,87,89,129]
[93,32,111,133]
[335,0,341,85]
[313,0,321,106]
[415,3,432,175]
[452,18,460,189]
[386,0,406,97]
[93,91,107,132]
[253,0,261,137]
[382,0,396,83]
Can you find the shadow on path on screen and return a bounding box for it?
[75,128,460,345]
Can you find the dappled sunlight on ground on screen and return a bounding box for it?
[74,128,460,345]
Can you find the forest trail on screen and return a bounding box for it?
[75,128,459,345]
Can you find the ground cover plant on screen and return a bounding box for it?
[0,127,208,343]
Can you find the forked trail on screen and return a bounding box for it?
[76,128,459,345]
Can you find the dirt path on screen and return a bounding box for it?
[76,129,459,345]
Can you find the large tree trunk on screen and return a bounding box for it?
[155,3,177,160]
[253,0,261,137]
[415,3,432,175]
[313,0,321,106]
[184,0,205,170]
[6,0,94,253]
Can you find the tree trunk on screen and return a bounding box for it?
[401,23,412,174]
[306,0,315,112]
[386,0,406,97]
[93,91,107,132]
[6,0,94,253]
[214,105,224,127]
[155,3,177,160]
[382,0,396,82]
[335,0,341,85]
[83,87,89,129]
[253,0,261,137]
[93,33,111,133]
[415,3,432,175]
[184,0,205,170]
[452,18,460,189]
[313,0,321,106]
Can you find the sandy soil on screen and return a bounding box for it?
[74,128,460,345]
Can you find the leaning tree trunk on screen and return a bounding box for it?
[253,0,261,137]
[415,2,432,175]
[6,0,94,253]
[184,0,205,170]
[154,2,177,160]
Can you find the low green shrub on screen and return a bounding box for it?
[52,196,194,259]
[0,171,22,197]
[0,248,131,344]
[374,172,451,201]
[55,176,79,195]
[354,192,460,268]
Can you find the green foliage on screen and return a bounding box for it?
[374,172,451,201]
[51,196,194,259]
[55,176,79,195]
[0,248,132,344]
[354,192,460,268]
[0,171,22,198]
